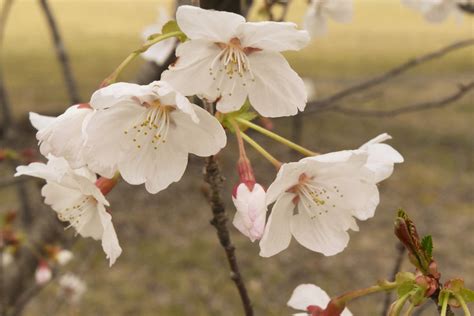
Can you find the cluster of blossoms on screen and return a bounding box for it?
[16,5,407,313]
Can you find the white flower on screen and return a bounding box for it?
[232,182,267,242]
[402,0,466,23]
[2,252,13,267]
[15,155,122,266]
[259,134,402,257]
[55,249,74,266]
[162,5,310,118]
[35,261,52,285]
[29,104,93,168]
[141,9,177,65]
[83,81,226,194]
[288,284,352,316]
[304,0,353,38]
[59,273,87,304]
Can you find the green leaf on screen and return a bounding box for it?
[161,20,187,42]
[397,281,416,298]
[421,235,433,259]
[461,288,474,303]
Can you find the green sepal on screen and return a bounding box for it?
[161,20,187,42]
[460,288,474,303]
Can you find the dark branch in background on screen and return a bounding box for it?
[458,1,474,14]
[381,243,406,316]
[332,80,474,117]
[304,38,474,113]
[38,0,80,105]
[0,0,14,137]
[204,155,254,316]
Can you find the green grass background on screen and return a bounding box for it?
[1,0,473,315]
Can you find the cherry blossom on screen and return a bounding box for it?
[162,5,310,117]
[29,104,93,169]
[304,0,353,38]
[55,249,74,266]
[232,182,267,242]
[35,261,52,285]
[402,0,467,23]
[83,81,226,194]
[259,134,403,257]
[2,252,13,267]
[59,273,87,304]
[141,9,177,65]
[15,155,122,266]
[288,284,352,316]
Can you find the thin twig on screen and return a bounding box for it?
[203,155,254,316]
[305,38,474,113]
[331,80,474,117]
[381,243,406,315]
[38,0,80,105]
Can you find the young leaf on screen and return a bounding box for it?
[421,235,433,259]
[460,288,474,303]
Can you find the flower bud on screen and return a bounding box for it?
[232,182,267,242]
[35,261,52,285]
[55,249,74,266]
[95,176,119,196]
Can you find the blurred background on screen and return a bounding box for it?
[0,0,473,315]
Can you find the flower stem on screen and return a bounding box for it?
[334,281,398,307]
[240,132,282,169]
[102,31,183,86]
[454,294,471,316]
[234,117,318,157]
[441,295,449,316]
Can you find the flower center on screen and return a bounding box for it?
[58,196,96,229]
[288,173,344,219]
[123,100,174,151]
[209,38,261,96]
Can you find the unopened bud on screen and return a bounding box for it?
[35,261,52,285]
[95,176,118,196]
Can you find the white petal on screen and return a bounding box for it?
[247,51,307,117]
[36,105,92,169]
[329,178,380,221]
[287,284,330,311]
[259,193,295,257]
[266,161,305,205]
[90,82,154,110]
[215,75,249,113]
[15,156,70,182]
[97,204,122,266]
[29,112,55,131]
[291,205,349,256]
[237,22,309,52]
[83,103,141,178]
[176,5,244,42]
[161,40,221,101]
[118,140,188,194]
[326,0,353,23]
[168,104,226,157]
[304,3,329,37]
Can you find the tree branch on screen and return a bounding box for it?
[38,0,80,105]
[330,80,474,117]
[305,38,474,113]
[203,155,254,316]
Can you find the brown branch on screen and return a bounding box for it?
[204,155,254,316]
[305,38,474,113]
[330,80,474,117]
[38,0,80,105]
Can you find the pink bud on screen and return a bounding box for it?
[232,182,267,242]
[35,261,52,285]
[95,176,118,196]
